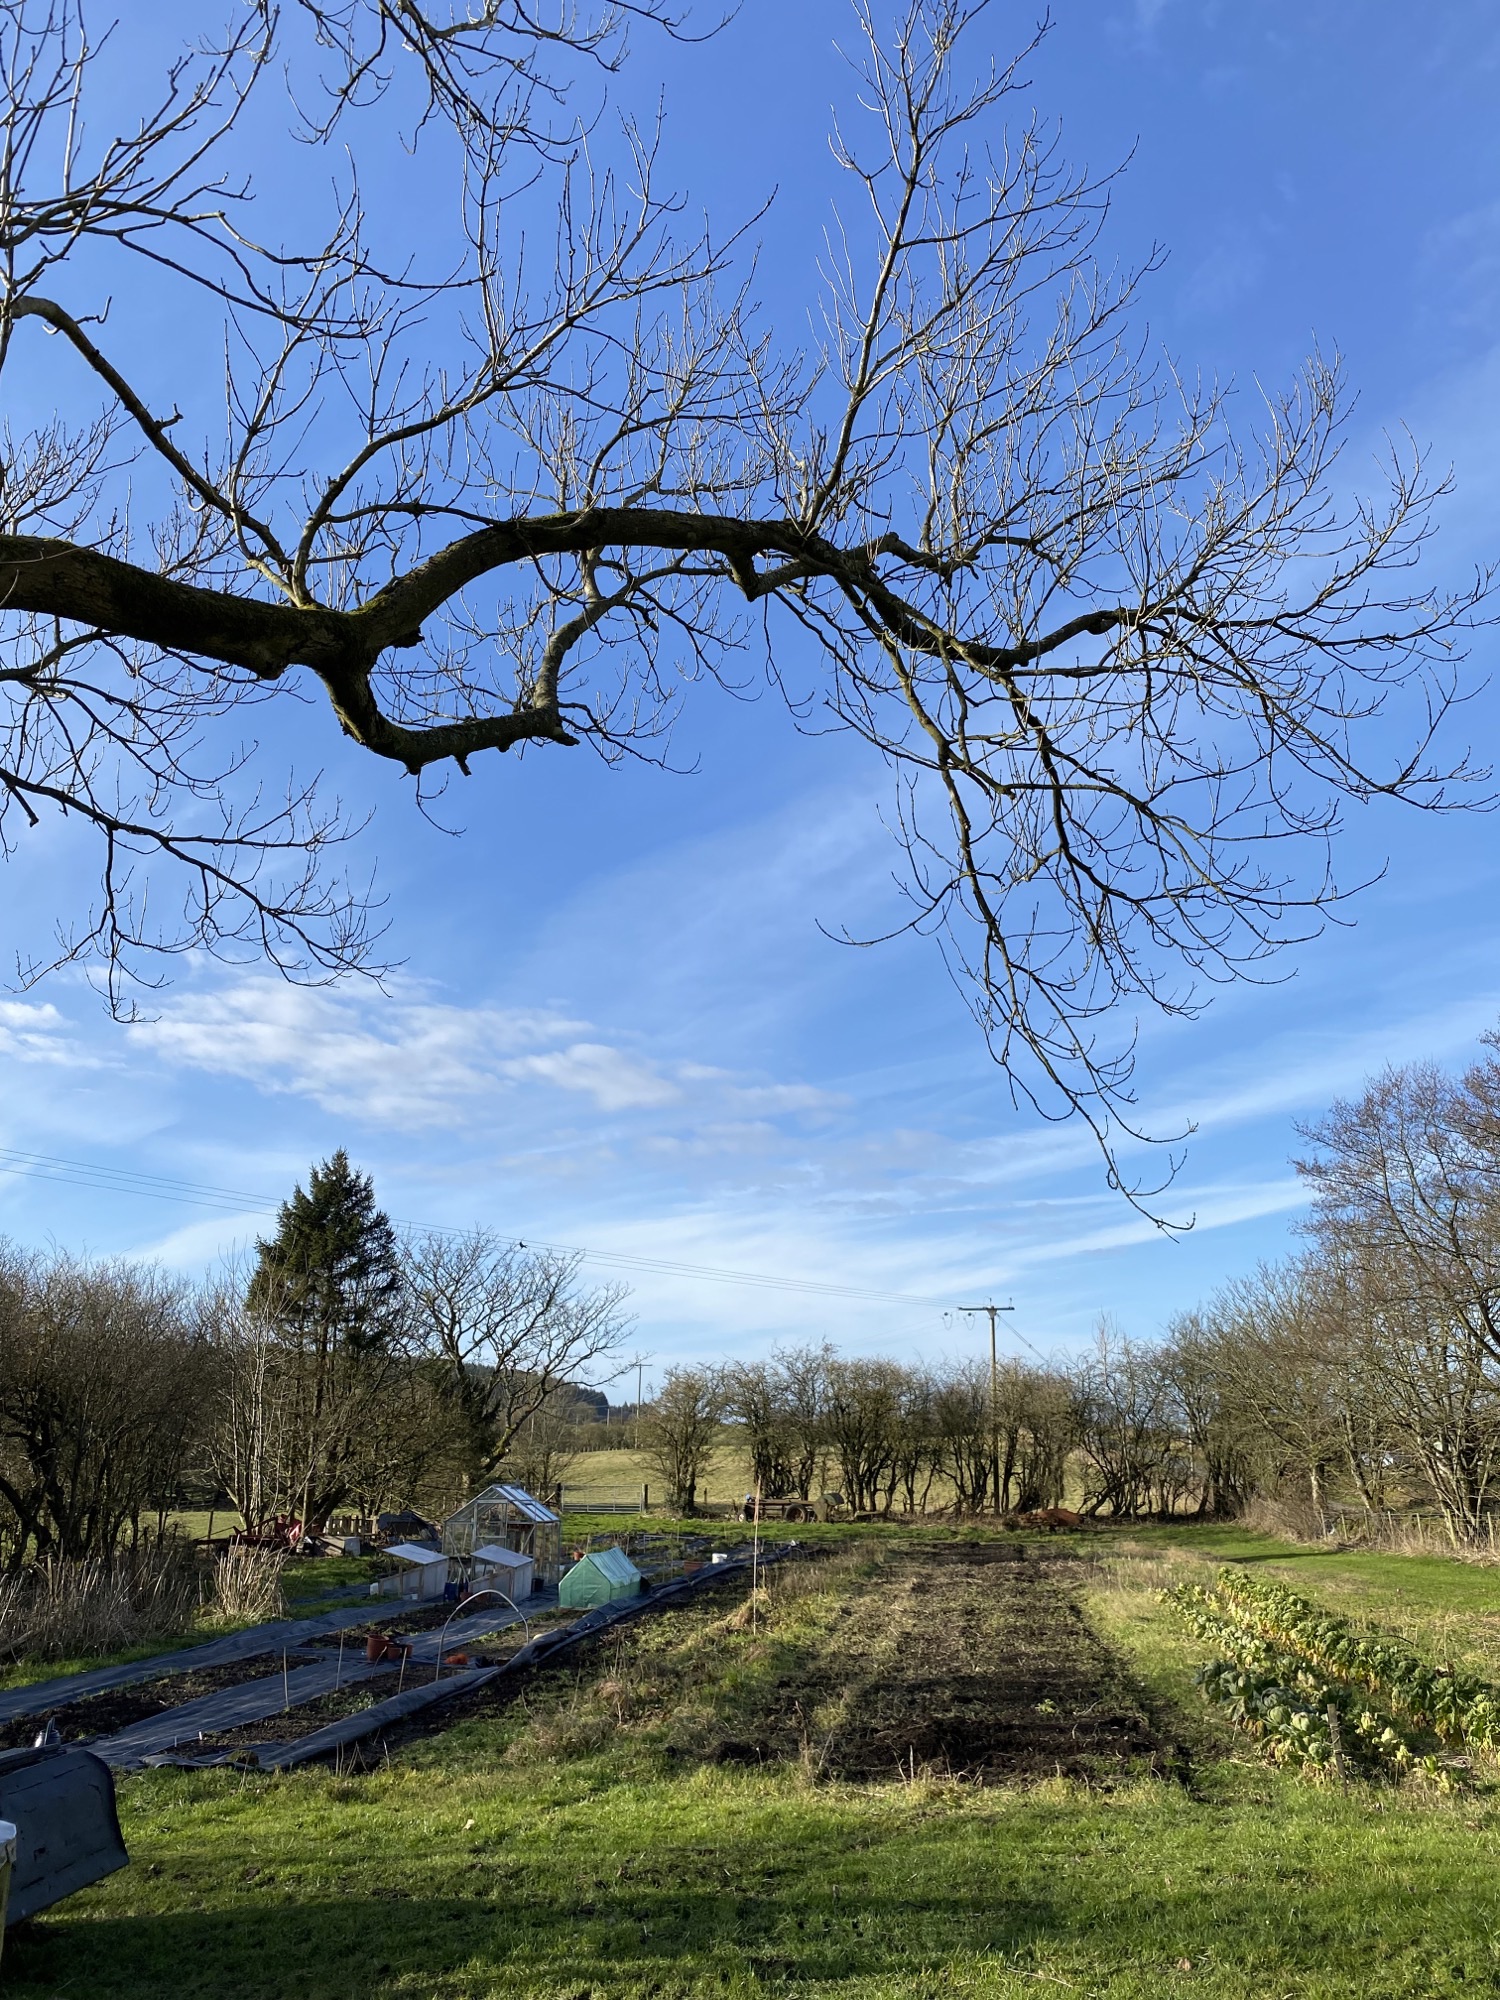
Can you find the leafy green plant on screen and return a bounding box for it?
[1164,1584,1428,1779]
[1213,1568,1500,1750]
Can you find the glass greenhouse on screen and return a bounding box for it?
[441,1484,562,1585]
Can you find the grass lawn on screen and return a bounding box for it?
[0,1640,217,1696]
[5,1524,1500,1998]
[563,1442,754,1511]
[281,1554,393,1602]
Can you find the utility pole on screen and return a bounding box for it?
[633,1355,649,1452]
[959,1303,1015,1514]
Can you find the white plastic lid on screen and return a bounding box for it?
[0,1817,16,1854]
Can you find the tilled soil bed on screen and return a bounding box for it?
[717,1538,1175,1785]
[0,1652,323,1751]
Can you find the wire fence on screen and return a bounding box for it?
[559,1487,643,1515]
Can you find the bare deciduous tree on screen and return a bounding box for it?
[930,1358,994,1512]
[0,1,1485,1190]
[202,1282,415,1534]
[503,1405,583,1507]
[1157,1311,1257,1521]
[722,1343,833,1500]
[1299,1055,1500,1369]
[1069,1323,1169,1518]
[403,1230,630,1478]
[821,1356,905,1512]
[640,1364,723,1513]
[1191,1260,1347,1518]
[202,1297,296,1541]
[0,1250,213,1565]
[1294,1055,1500,1539]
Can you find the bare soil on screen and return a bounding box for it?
[714,1538,1178,1784]
[187,1677,399,1756]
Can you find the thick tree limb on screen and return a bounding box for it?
[0,0,1488,1204]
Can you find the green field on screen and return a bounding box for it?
[5,1522,1500,1998]
[563,1443,755,1510]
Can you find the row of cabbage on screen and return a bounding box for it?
[1210,1566,1500,1750]
[1166,1581,1427,1777]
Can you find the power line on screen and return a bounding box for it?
[0,1148,274,1215]
[0,1145,976,1313]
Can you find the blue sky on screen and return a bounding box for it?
[5,0,1500,1386]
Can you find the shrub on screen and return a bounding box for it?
[0,1543,201,1661]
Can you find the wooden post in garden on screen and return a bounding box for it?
[1326,1706,1349,1783]
[752,1482,762,1631]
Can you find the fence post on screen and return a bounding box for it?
[640,1483,649,1514]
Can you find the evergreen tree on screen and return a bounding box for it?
[247,1150,400,1353]
[245,1152,404,1530]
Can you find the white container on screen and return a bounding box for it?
[0,1817,17,1963]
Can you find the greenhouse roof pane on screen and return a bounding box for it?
[484,1484,560,1524]
[473,1544,533,1569]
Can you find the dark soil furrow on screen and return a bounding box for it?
[788,1541,1169,1782]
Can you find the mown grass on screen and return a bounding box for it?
[0,1639,211,1695]
[6,1525,1500,1998]
[282,1553,392,1602]
[13,1758,1500,2000]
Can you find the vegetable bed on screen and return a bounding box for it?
[1163,1567,1496,1784]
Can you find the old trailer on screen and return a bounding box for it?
[741,1493,841,1523]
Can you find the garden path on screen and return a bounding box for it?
[91,1599,553,1766]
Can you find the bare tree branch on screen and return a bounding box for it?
[0,0,1488,1200]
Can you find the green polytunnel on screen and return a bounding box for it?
[558,1545,643,1608]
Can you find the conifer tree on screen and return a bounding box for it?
[246,1151,404,1531]
[247,1150,401,1355]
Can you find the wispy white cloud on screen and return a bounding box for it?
[129,981,587,1129]
[501,1043,681,1112]
[1141,991,1500,1143]
[124,1211,271,1273]
[0,999,99,1069]
[676,1065,844,1119]
[1003,1177,1305,1272]
[125,976,842,1135]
